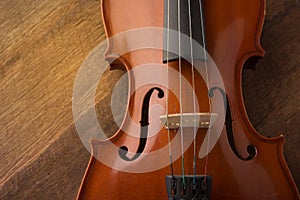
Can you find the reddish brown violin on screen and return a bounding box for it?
[77,0,299,199]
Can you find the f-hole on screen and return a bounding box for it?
[209,87,256,161]
[119,87,164,161]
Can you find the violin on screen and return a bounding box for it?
[76,0,300,199]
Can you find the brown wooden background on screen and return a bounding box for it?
[0,0,299,199]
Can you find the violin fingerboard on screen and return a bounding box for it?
[163,0,206,63]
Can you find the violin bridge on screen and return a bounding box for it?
[160,113,218,129]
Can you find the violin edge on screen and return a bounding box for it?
[234,0,299,197]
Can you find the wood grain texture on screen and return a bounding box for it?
[0,0,299,199]
[0,0,115,199]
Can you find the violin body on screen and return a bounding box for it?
[77,0,299,199]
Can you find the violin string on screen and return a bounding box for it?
[166,0,174,179]
[199,0,211,184]
[177,0,186,186]
[187,0,197,185]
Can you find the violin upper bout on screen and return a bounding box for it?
[241,0,266,71]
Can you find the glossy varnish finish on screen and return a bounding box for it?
[77,0,299,199]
